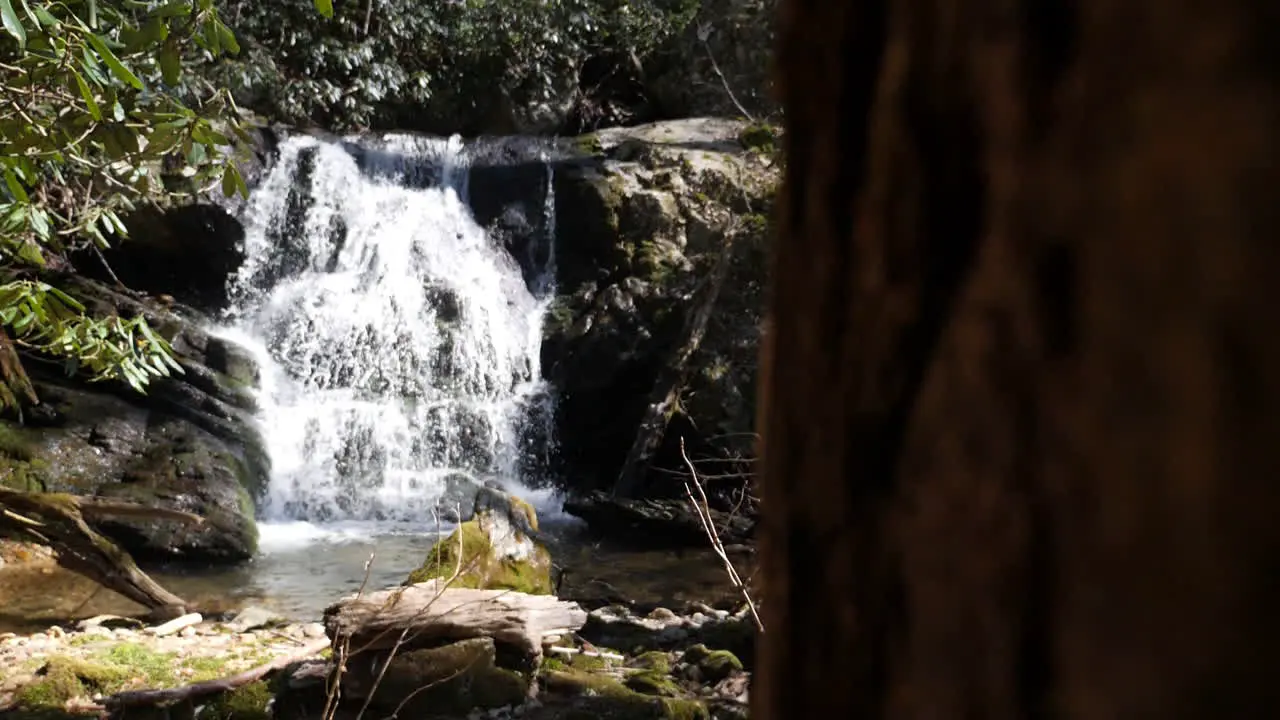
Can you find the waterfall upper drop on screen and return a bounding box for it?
[223,133,557,526]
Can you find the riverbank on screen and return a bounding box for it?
[1,595,755,720]
[0,608,326,716]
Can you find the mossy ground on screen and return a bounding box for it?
[9,636,291,715]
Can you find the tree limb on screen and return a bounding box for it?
[0,488,190,613]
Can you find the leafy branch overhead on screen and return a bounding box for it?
[208,0,701,132]
[0,0,336,411]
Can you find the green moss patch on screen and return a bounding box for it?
[737,123,780,155]
[14,656,129,710]
[10,640,292,714]
[681,644,743,683]
[405,515,553,594]
[195,680,273,720]
[624,670,682,697]
[541,668,709,720]
[628,651,673,674]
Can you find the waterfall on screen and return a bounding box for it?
[221,133,558,530]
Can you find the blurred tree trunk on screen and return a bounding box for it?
[755,0,1280,718]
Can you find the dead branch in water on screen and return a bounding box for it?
[0,488,195,614]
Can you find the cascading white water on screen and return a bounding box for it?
[220,133,558,530]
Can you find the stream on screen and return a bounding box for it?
[0,521,746,635]
[0,131,747,635]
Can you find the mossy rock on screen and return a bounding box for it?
[737,123,780,154]
[624,670,682,697]
[540,669,708,720]
[680,645,743,683]
[405,500,553,594]
[628,651,673,674]
[574,133,604,156]
[351,638,529,717]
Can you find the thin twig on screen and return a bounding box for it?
[697,23,756,122]
[680,436,763,631]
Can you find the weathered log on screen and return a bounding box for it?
[0,488,191,613]
[99,638,330,713]
[324,580,588,661]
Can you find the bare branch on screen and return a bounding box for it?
[679,437,763,632]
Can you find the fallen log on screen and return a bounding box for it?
[0,487,194,614]
[324,580,588,661]
[98,638,330,712]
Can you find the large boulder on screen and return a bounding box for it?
[546,118,778,505]
[0,273,268,563]
[340,637,530,717]
[407,484,554,594]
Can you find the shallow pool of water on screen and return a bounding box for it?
[0,518,750,634]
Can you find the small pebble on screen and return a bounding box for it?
[180,626,197,637]
[301,623,327,639]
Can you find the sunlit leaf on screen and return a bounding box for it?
[86,33,144,89]
[31,5,57,27]
[0,0,26,48]
[70,69,103,121]
[158,38,181,85]
[3,170,28,203]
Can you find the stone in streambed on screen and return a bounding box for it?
[224,606,287,633]
[405,485,553,595]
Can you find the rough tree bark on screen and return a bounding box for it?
[756,0,1280,718]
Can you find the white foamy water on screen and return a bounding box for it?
[218,133,561,541]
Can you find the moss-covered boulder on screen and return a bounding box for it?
[341,637,529,718]
[538,667,709,720]
[406,486,553,594]
[681,645,743,683]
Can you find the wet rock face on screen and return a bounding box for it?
[0,276,268,563]
[544,119,777,498]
